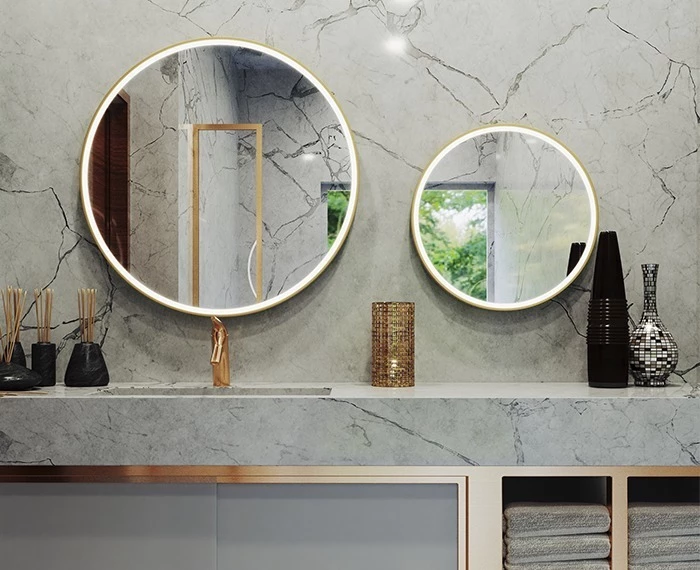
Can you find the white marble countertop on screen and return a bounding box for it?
[0,381,697,467]
[2,381,696,399]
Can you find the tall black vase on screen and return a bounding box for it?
[587,231,629,388]
[64,342,109,387]
[32,342,56,386]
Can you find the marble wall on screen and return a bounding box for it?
[0,0,697,385]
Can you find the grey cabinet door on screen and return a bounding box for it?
[0,483,217,570]
[216,484,458,570]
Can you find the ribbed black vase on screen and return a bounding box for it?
[64,342,109,387]
[10,342,26,367]
[0,362,42,391]
[587,231,629,388]
[32,342,56,386]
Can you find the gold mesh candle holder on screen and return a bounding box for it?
[371,302,415,387]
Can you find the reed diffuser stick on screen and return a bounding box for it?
[34,289,41,342]
[78,288,97,343]
[34,288,53,343]
[1,287,26,364]
[91,289,95,343]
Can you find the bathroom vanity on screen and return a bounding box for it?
[0,382,697,568]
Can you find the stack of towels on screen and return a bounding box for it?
[628,502,700,569]
[503,502,611,570]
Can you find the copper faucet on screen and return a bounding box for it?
[210,316,230,387]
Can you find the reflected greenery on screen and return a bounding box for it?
[326,188,350,248]
[419,189,488,300]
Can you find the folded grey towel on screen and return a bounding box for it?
[504,561,610,570]
[628,535,700,564]
[629,503,700,537]
[504,503,611,537]
[505,534,610,564]
[629,563,700,570]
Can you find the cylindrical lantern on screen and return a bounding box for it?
[371,302,415,387]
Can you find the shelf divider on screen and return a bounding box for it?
[467,468,503,569]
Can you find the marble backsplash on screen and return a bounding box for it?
[0,0,697,385]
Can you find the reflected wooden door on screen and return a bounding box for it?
[89,92,130,269]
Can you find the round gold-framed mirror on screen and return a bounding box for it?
[411,125,598,311]
[80,38,358,317]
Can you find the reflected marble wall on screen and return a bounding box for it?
[493,132,589,303]
[129,48,349,309]
[0,0,696,385]
[177,46,246,308]
[236,67,350,299]
[127,56,179,300]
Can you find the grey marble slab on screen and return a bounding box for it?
[0,383,696,467]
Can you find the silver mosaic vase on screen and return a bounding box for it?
[629,264,678,386]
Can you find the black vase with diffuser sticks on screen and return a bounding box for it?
[587,231,629,388]
[32,288,56,386]
[0,287,42,391]
[64,288,110,387]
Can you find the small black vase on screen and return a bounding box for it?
[0,362,43,391]
[566,242,586,276]
[32,342,56,386]
[10,342,26,367]
[64,342,109,387]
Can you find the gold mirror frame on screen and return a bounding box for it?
[411,124,599,311]
[80,38,359,317]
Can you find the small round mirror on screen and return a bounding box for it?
[81,38,358,317]
[411,125,598,310]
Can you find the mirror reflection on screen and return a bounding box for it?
[413,126,597,309]
[85,41,356,314]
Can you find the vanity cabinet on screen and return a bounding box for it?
[0,465,697,569]
[0,475,461,570]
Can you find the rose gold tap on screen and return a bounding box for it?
[210,316,230,387]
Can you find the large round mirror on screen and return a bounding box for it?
[81,38,358,316]
[411,125,598,310]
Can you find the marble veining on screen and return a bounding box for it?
[0,1,696,386]
[0,383,696,466]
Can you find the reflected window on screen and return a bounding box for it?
[322,182,351,248]
[419,183,494,301]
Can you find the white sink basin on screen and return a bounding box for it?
[96,386,332,397]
